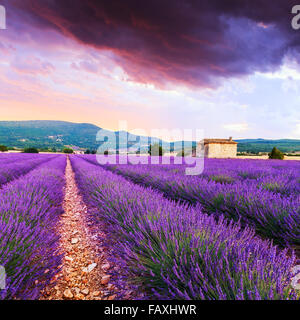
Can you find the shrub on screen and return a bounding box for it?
[210,175,235,184]
[63,148,74,154]
[23,147,39,153]
[0,145,8,152]
[148,143,164,156]
[269,147,284,160]
[261,182,283,193]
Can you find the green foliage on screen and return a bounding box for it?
[261,182,282,193]
[23,147,39,153]
[210,175,235,184]
[176,150,184,157]
[149,143,165,156]
[63,148,74,154]
[0,145,8,152]
[285,153,300,157]
[85,149,97,154]
[268,147,284,160]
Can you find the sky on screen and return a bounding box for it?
[0,0,300,139]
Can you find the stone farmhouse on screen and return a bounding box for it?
[196,137,238,158]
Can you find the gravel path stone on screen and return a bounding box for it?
[41,157,119,300]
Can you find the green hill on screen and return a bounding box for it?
[0,121,299,154]
[235,139,300,153]
[0,120,160,152]
[0,121,105,150]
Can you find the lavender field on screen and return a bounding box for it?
[0,153,299,300]
[95,157,300,247]
[0,154,65,299]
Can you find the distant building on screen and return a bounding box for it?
[196,137,238,158]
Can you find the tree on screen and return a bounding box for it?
[0,145,8,152]
[148,143,164,156]
[85,149,91,154]
[176,149,188,157]
[63,148,74,154]
[23,147,39,153]
[269,147,284,160]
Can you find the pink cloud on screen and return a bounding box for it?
[71,60,99,74]
[11,56,55,75]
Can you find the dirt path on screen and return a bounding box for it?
[41,157,117,300]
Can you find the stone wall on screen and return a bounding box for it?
[205,143,237,158]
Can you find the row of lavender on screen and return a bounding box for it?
[0,153,44,164]
[146,157,300,197]
[70,155,299,300]
[82,155,300,247]
[0,154,57,188]
[0,155,66,299]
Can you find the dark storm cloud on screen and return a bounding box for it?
[4,0,300,87]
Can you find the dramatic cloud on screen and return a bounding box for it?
[3,0,300,88]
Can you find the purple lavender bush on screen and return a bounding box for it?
[70,156,299,300]
[81,156,300,247]
[0,154,56,188]
[0,155,66,300]
[0,153,43,164]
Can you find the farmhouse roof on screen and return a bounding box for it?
[202,137,238,145]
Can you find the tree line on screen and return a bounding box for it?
[0,143,288,159]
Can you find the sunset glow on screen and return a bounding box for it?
[0,0,300,139]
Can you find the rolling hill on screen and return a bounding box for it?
[236,138,300,153]
[0,120,299,153]
[0,121,164,152]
